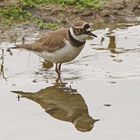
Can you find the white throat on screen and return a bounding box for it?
[70,27,86,42]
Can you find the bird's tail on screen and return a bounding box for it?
[9,44,31,50]
[12,90,33,97]
[10,45,20,49]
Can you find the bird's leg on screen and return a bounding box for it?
[55,63,59,74]
[55,76,62,83]
[55,63,62,78]
[58,63,62,75]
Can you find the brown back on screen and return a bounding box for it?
[19,28,69,52]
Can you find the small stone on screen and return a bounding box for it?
[104,104,111,107]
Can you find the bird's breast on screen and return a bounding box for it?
[34,40,84,63]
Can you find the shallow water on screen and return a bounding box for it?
[0,24,140,140]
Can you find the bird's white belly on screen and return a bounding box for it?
[34,41,84,63]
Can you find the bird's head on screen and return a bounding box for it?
[70,21,97,42]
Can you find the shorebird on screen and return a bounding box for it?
[14,21,97,76]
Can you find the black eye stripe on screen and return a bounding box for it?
[79,29,83,32]
[74,28,83,32]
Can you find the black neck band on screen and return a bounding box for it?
[68,29,85,48]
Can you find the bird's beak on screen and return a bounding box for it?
[87,32,97,37]
[86,28,97,37]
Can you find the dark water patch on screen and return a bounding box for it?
[104,104,111,107]
[108,81,117,84]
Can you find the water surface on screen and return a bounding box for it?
[0,24,140,140]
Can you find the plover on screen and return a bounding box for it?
[15,21,97,76]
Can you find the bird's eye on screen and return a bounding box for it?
[79,29,83,32]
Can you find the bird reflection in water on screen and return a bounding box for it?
[0,49,6,80]
[13,80,99,132]
[108,35,118,54]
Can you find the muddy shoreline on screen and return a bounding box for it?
[0,0,140,43]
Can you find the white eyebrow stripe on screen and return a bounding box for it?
[86,28,92,32]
